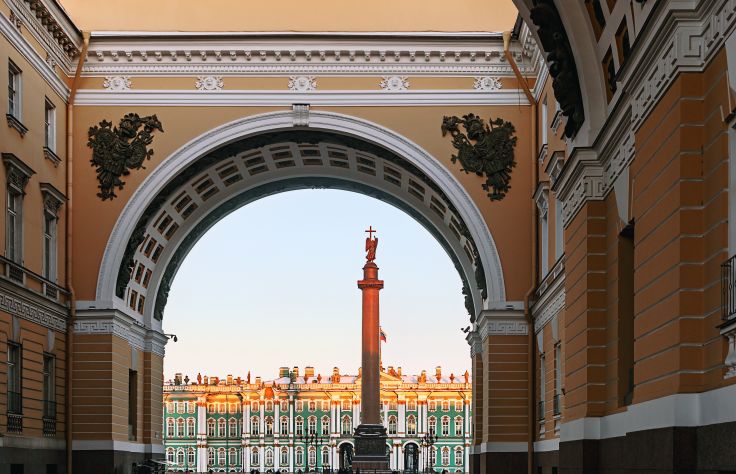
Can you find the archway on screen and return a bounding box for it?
[338,442,353,472]
[404,442,419,474]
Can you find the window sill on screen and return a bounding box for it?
[6,114,28,137]
[43,147,61,167]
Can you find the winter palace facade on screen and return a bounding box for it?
[162,367,471,473]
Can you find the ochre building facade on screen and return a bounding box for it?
[0,0,734,473]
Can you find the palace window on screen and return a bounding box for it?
[281,400,288,412]
[441,416,449,436]
[308,447,316,466]
[265,416,274,435]
[188,402,195,413]
[166,419,175,438]
[428,417,436,435]
[280,447,289,466]
[7,342,21,426]
[251,416,260,435]
[442,401,450,411]
[230,403,239,413]
[266,401,273,411]
[431,446,438,464]
[6,186,22,264]
[219,403,226,414]
[8,60,21,120]
[251,401,259,411]
[42,200,59,282]
[321,446,329,465]
[208,448,215,466]
[455,447,463,465]
[388,415,397,435]
[296,401,303,411]
[428,401,436,411]
[167,402,175,413]
[42,354,55,423]
[207,403,214,413]
[407,415,417,435]
[408,400,417,411]
[280,416,289,435]
[390,400,397,410]
[177,402,184,414]
[322,400,330,411]
[308,401,316,411]
[218,418,226,437]
[166,448,175,464]
[321,416,330,435]
[177,449,185,466]
[296,417,304,436]
[251,448,259,465]
[454,417,463,436]
[308,416,317,435]
[265,448,274,467]
[229,448,237,466]
[218,448,226,466]
[441,447,450,466]
[455,401,463,411]
[207,418,215,437]
[230,417,238,437]
[177,417,185,437]
[341,416,351,435]
[187,418,195,437]
[342,400,351,411]
[296,447,304,466]
[188,448,195,465]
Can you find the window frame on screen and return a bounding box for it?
[44,98,56,151]
[8,60,22,120]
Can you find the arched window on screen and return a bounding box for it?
[321,416,330,435]
[187,417,196,437]
[341,416,352,435]
[280,416,289,435]
[428,417,436,435]
[229,417,238,437]
[166,418,175,438]
[321,446,329,465]
[229,448,237,465]
[388,415,397,435]
[266,401,273,411]
[218,447,226,466]
[177,449,185,465]
[454,417,463,436]
[265,448,274,467]
[208,448,215,466]
[441,447,450,466]
[296,416,304,436]
[280,447,289,466]
[218,418,226,437]
[454,447,463,465]
[296,447,304,466]
[251,416,259,435]
[177,417,185,437]
[431,446,438,465]
[207,418,215,437]
[251,447,259,465]
[265,416,274,435]
[308,416,317,435]
[407,415,417,435]
[308,447,316,466]
[166,448,175,463]
[441,416,450,436]
[188,447,195,465]
[408,400,417,411]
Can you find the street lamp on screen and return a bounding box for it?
[419,432,437,474]
[298,430,327,474]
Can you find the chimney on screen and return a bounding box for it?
[397,367,402,376]
[333,367,340,376]
[227,374,233,385]
[279,367,290,378]
[293,366,300,378]
[435,366,442,380]
[174,373,182,385]
[304,366,315,379]
[255,376,262,385]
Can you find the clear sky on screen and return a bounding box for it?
[163,189,471,382]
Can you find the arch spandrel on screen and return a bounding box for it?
[89,111,515,327]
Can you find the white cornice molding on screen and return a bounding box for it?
[531,270,565,334]
[73,89,531,107]
[0,9,70,100]
[475,309,528,339]
[74,308,167,356]
[554,148,604,228]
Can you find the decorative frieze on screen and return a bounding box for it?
[0,287,66,332]
[103,76,132,91]
[74,310,167,356]
[473,76,502,91]
[40,182,66,217]
[288,76,317,91]
[379,76,409,91]
[195,75,223,91]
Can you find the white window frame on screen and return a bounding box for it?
[44,98,56,151]
[8,60,21,120]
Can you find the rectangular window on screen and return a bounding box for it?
[43,212,57,281]
[618,222,635,406]
[43,354,55,419]
[540,209,549,278]
[128,370,138,440]
[541,96,548,145]
[6,188,22,264]
[44,99,56,151]
[8,60,21,119]
[7,342,21,414]
[539,353,546,420]
[554,196,564,260]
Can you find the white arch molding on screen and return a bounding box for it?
[90,110,506,320]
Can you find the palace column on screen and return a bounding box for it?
[274,399,281,439]
[244,400,251,436]
[398,400,406,435]
[197,396,208,473]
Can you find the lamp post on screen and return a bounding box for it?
[419,432,437,474]
[298,431,327,474]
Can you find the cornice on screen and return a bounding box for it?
[73,89,531,107]
[0,279,68,332]
[531,266,565,334]
[74,308,167,356]
[554,147,604,228]
[475,308,528,339]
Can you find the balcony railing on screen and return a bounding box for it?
[538,400,545,420]
[553,394,561,416]
[722,254,736,321]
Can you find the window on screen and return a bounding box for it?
[6,187,21,264]
[541,96,548,145]
[408,400,417,411]
[167,402,175,413]
[296,447,304,466]
[389,400,397,410]
[441,417,449,436]
[321,446,329,465]
[280,400,288,412]
[251,448,259,465]
[187,418,195,437]
[341,416,351,435]
[308,447,316,466]
[266,401,273,411]
[554,196,564,260]
[296,416,304,436]
[323,400,330,410]
[229,417,238,437]
[208,448,215,466]
[296,400,303,411]
[207,418,215,437]
[218,418,226,437]
[166,448,175,464]
[251,400,258,411]
[43,98,57,151]
[454,416,463,436]
[177,417,185,437]
[230,403,239,413]
[207,403,214,413]
[265,416,274,435]
[251,416,259,435]
[42,354,55,419]
[280,416,289,435]
[166,419,175,438]
[321,416,330,435]
[42,202,58,281]
[540,353,546,419]
[188,402,195,414]
[456,400,463,411]
[455,447,463,465]
[128,370,137,440]
[7,342,21,417]
[428,417,436,435]
[229,448,237,466]
[218,403,225,414]
[540,198,549,278]
[308,416,317,435]
[188,448,195,465]
[442,401,450,411]
[407,415,417,435]
[218,448,226,466]
[428,401,436,411]
[342,400,351,411]
[308,401,316,411]
[177,449,185,466]
[280,447,289,466]
[388,416,397,435]
[265,448,274,467]
[441,447,450,466]
[8,60,21,119]
[177,402,184,414]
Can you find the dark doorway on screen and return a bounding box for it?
[339,444,353,472]
[404,443,419,474]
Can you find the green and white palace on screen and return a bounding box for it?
[163,366,472,473]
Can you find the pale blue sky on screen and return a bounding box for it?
[163,189,471,382]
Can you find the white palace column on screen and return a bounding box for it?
[196,396,208,473]
[289,395,295,435]
[244,400,251,436]
[289,444,294,473]
[397,442,404,471]
[274,399,281,439]
[382,400,389,429]
[352,398,360,429]
[398,400,406,435]
[260,444,265,472]
[260,398,266,436]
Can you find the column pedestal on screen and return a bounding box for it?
[352,424,389,471]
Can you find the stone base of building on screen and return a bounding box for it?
[352,424,390,471]
[469,451,527,473]
[72,448,160,474]
[0,442,67,474]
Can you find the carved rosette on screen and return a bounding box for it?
[103,76,132,91]
[379,76,409,91]
[195,76,224,91]
[473,76,502,91]
[288,76,317,91]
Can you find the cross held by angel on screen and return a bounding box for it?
[365,226,378,262]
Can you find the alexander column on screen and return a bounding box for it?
[352,226,390,471]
